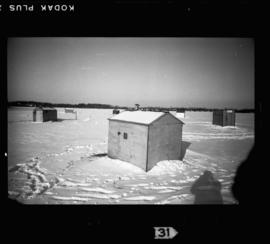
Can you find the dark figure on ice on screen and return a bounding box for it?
[191,170,223,204]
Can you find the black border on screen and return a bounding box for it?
[1,1,261,241]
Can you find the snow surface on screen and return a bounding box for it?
[8,108,254,204]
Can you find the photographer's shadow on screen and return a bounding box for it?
[190,170,223,204]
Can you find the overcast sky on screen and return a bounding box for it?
[8,37,254,108]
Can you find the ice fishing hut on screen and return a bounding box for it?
[33,107,57,122]
[108,111,184,171]
[113,108,120,115]
[176,108,186,118]
[212,109,235,126]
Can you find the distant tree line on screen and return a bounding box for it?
[137,107,255,113]
[8,101,55,108]
[234,108,255,113]
[8,101,114,109]
[7,101,255,113]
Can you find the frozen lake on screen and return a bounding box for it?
[8,107,254,204]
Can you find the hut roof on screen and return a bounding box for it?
[34,107,57,111]
[214,109,235,113]
[108,111,184,125]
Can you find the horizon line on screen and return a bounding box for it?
[7,100,255,111]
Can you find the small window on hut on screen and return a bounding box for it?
[118,132,121,136]
[123,132,128,139]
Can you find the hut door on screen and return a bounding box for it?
[115,131,121,155]
[33,110,36,121]
[226,113,231,125]
[118,131,128,156]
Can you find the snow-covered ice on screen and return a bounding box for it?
[124,196,156,201]
[8,108,254,204]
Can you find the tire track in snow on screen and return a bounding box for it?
[49,179,123,202]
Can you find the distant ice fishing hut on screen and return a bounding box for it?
[64,108,77,120]
[176,108,186,118]
[212,109,235,126]
[113,108,120,115]
[33,107,57,122]
[108,111,184,172]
